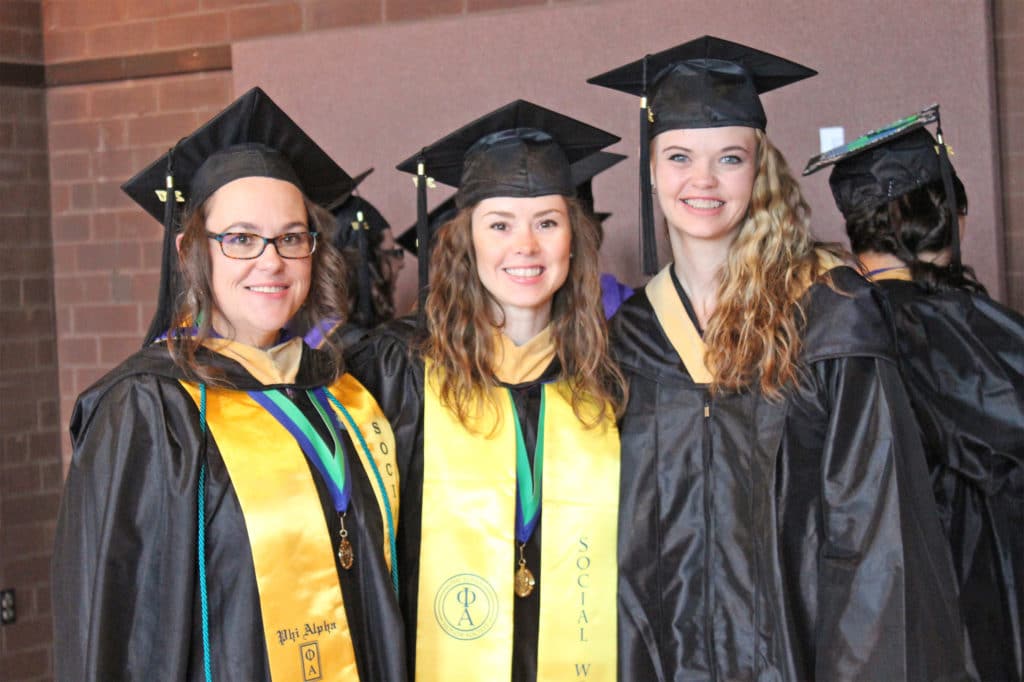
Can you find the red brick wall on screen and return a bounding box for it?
[995,0,1024,310]
[0,1,61,679]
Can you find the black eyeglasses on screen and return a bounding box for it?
[380,247,405,260]
[207,231,318,260]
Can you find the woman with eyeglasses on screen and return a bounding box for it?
[52,88,405,682]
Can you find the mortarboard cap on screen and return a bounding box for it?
[588,35,816,134]
[587,36,815,273]
[803,104,964,265]
[570,151,626,216]
[122,86,355,345]
[395,99,619,311]
[396,196,457,258]
[331,182,391,324]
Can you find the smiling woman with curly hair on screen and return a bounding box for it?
[591,36,970,681]
[347,100,626,682]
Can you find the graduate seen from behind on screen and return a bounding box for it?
[347,100,627,682]
[805,107,1024,681]
[52,87,405,682]
[590,36,971,680]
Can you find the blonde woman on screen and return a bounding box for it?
[591,37,971,680]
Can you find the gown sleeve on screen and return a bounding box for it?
[801,354,971,681]
[345,320,426,674]
[54,374,203,681]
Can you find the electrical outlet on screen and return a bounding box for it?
[1,589,15,625]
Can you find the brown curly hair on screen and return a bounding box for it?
[168,192,349,386]
[422,196,626,429]
[702,130,843,399]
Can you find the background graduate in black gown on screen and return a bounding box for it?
[590,36,972,680]
[347,100,627,682]
[806,108,1024,681]
[52,87,406,682]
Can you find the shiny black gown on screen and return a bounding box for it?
[53,343,406,681]
[879,279,1024,682]
[610,266,971,681]
[346,318,552,682]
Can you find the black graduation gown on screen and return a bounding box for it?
[346,318,553,682]
[610,266,971,681]
[53,342,407,682]
[878,279,1024,682]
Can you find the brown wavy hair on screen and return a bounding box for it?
[703,130,844,399]
[422,196,626,429]
[168,192,349,386]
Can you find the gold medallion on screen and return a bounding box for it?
[515,563,535,598]
[338,538,354,570]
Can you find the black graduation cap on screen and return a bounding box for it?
[396,195,457,258]
[395,99,619,311]
[332,180,391,324]
[803,104,964,265]
[571,151,626,218]
[122,86,356,345]
[587,35,816,273]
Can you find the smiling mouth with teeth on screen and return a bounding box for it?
[683,198,724,209]
[247,285,287,293]
[504,267,544,277]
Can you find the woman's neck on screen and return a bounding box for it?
[497,305,551,346]
[857,251,906,275]
[670,235,730,328]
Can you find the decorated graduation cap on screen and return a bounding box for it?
[122,86,356,345]
[802,103,964,266]
[395,99,620,310]
[588,35,816,274]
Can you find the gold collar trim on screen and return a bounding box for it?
[202,336,304,385]
[493,325,556,385]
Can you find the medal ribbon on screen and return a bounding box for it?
[512,388,545,544]
[180,381,358,681]
[248,389,351,514]
[417,365,619,681]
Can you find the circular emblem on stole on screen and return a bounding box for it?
[433,573,499,640]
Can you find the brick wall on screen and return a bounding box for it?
[995,0,1024,310]
[0,1,61,680]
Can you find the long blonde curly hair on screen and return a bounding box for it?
[702,129,839,399]
[422,197,626,429]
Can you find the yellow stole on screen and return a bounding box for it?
[416,351,619,681]
[179,343,398,682]
[646,250,847,383]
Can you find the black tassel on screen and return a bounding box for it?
[355,211,372,324]
[639,55,658,275]
[934,111,961,268]
[416,151,429,319]
[143,147,180,346]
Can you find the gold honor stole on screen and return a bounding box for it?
[179,374,398,682]
[416,365,620,682]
